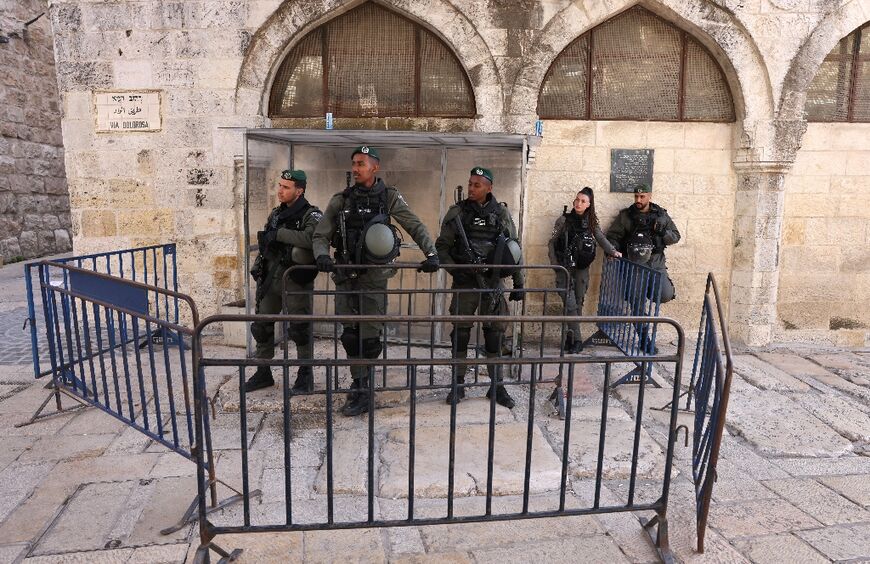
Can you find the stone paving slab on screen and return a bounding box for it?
[810,352,870,386]
[184,532,302,564]
[819,474,870,508]
[376,397,514,429]
[708,498,821,539]
[734,354,811,392]
[771,455,870,477]
[731,533,830,564]
[379,422,563,498]
[18,433,115,463]
[761,478,870,526]
[0,543,29,563]
[795,523,870,561]
[754,352,838,380]
[810,372,870,405]
[796,392,870,442]
[545,414,666,480]
[726,390,852,457]
[314,429,370,495]
[472,533,630,563]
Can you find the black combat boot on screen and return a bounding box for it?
[486,384,515,409]
[569,329,584,354]
[341,378,361,413]
[342,375,370,417]
[564,331,575,352]
[291,365,314,393]
[445,369,466,404]
[244,366,274,392]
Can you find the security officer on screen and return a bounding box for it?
[313,146,439,417]
[606,184,680,351]
[435,167,523,408]
[548,187,621,353]
[246,170,322,393]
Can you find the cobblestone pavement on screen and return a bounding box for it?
[0,260,868,563]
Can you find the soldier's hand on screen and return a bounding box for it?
[609,250,623,259]
[316,255,335,272]
[509,286,524,302]
[418,254,439,273]
[263,230,278,247]
[653,218,666,233]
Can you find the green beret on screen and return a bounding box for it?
[352,145,380,161]
[281,169,306,183]
[633,183,652,194]
[470,166,493,183]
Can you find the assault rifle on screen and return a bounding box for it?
[337,171,357,281]
[453,214,501,314]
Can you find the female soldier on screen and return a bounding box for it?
[548,187,621,353]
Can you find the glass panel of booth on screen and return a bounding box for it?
[242,130,528,351]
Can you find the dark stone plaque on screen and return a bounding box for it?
[610,149,654,193]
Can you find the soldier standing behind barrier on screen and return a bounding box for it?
[313,146,439,417]
[548,187,622,353]
[246,170,322,393]
[606,184,680,351]
[436,167,524,409]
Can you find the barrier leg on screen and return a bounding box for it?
[15,380,89,428]
[640,512,675,564]
[160,478,262,535]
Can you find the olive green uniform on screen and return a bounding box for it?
[312,178,436,380]
[252,200,322,361]
[605,203,680,303]
[436,195,523,364]
[548,212,617,341]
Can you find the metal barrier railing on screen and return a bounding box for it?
[191,311,685,564]
[587,258,663,387]
[34,261,255,534]
[25,243,179,379]
[690,274,733,552]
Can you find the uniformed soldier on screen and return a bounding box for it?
[435,167,524,409]
[548,187,621,353]
[606,184,680,351]
[313,146,439,417]
[246,170,322,393]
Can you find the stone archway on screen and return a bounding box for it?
[234,0,504,131]
[778,0,870,120]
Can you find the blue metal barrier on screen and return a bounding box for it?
[690,274,733,552]
[24,243,179,380]
[585,258,663,387]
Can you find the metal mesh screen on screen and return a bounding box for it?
[419,33,476,116]
[269,31,324,116]
[855,60,870,121]
[537,6,734,122]
[591,8,681,120]
[327,3,416,116]
[537,36,589,118]
[805,35,854,121]
[268,2,474,118]
[683,39,735,121]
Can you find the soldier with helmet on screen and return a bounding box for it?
[313,146,439,417]
[435,167,524,409]
[245,169,322,393]
[606,183,680,302]
[548,186,622,353]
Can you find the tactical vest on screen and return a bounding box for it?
[557,212,596,270]
[336,184,400,265]
[625,206,662,264]
[268,200,318,284]
[450,199,505,264]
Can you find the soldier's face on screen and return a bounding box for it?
[467,175,492,204]
[351,155,379,187]
[573,193,590,214]
[634,193,651,212]
[277,178,302,205]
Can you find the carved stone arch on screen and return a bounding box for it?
[779,0,870,121]
[507,0,772,129]
[234,0,503,129]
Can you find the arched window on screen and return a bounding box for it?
[269,2,475,118]
[538,6,734,122]
[805,24,869,122]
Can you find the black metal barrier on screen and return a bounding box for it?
[689,274,733,552]
[21,244,180,427]
[192,309,685,563]
[586,258,663,387]
[33,261,256,534]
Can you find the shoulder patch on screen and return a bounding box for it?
[310,210,323,221]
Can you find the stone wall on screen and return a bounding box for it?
[0,0,71,262]
[777,123,870,347]
[46,0,870,345]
